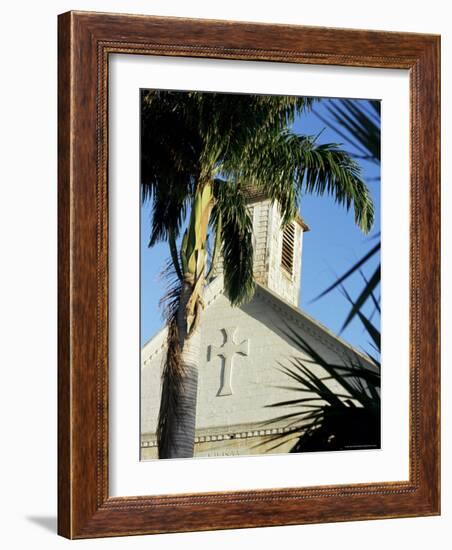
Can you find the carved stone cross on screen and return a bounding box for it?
[209,327,250,396]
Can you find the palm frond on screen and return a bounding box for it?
[358,269,380,313]
[314,99,381,163]
[225,131,374,233]
[299,139,375,233]
[212,178,255,305]
[266,321,380,453]
[339,284,381,350]
[313,240,380,300]
[341,264,380,330]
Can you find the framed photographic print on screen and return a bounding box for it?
[58,11,440,538]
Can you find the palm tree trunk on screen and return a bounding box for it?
[158,182,213,458]
[158,280,202,458]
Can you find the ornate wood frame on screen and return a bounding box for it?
[58,11,440,539]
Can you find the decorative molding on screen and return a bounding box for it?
[141,424,300,448]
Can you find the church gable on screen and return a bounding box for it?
[141,280,374,459]
[196,285,372,431]
[196,289,305,431]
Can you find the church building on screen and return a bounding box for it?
[141,192,375,459]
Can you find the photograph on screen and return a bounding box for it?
[139,90,381,460]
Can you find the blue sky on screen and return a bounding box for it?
[140,97,380,355]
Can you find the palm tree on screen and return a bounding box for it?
[141,90,375,459]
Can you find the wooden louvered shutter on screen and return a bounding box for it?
[281,222,295,276]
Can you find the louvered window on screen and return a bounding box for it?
[281,223,295,276]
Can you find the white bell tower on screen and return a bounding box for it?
[247,195,308,307]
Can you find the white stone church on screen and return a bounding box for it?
[141,193,375,459]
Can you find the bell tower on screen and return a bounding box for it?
[246,191,309,307]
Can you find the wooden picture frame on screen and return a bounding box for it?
[58,10,440,539]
